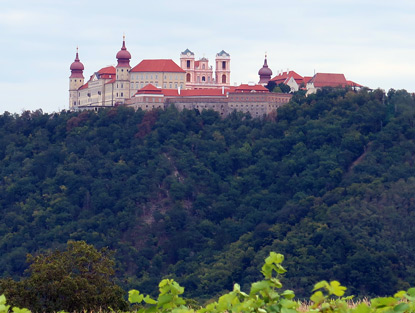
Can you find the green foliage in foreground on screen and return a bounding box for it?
[0,241,127,313]
[127,252,415,313]
[3,252,415,313]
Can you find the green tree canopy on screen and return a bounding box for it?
[0,240,127,313]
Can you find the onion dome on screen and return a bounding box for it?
[258,54,272,84]
[70,48,84,78]
[116,35,131,67]
[258,55,272,76]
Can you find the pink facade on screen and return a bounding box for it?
[180,49,231,89]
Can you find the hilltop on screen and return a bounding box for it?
[0,87,414,300]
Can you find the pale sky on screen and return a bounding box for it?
[1,0,415,114]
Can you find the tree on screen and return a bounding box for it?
[0,241,127,313]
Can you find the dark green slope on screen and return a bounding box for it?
[171,89,415,299]
[0,88,414,300]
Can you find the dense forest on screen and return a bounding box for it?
[0,87,414,301]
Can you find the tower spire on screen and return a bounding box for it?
[116,34,131,67]
[75,46,80,61]
[69,46,85,110]
[258,53,272,85]
[70,47,84,78]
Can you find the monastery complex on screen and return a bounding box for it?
[69,37,361,117]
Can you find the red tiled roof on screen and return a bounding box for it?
[131,59,185,73]
[134,85,270,98]
[98,66,116,75]
[347,80,363,88]
[161,90,178,96]
[303,76,312,84]
[135,84,163,95]
[234,84,269,93]
[79,82,88,90]
[271,71,303,84]
[180,89,227,96]
[309,73,347,88]
[134,86,231,97]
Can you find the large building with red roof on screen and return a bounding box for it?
[128,83,291,117]
[69,38,235,111]
[306,73,363,95]
[269,70,306,92]
[256,57,363,94]
[130,59,186,90]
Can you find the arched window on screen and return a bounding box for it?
[222,74,226,84]
[186,73,191,82]
[202,76,206,82]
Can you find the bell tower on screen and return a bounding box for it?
[69,47,84,110]
[180,48,195,86]
[258,54,273,85]
[115,35,131,104]
[215,50,230,86]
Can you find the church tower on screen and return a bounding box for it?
[69,48,84,110]
[180,48,195,85]
[115,35,131,104]
[258,54,272,85]
[215,50,230,86]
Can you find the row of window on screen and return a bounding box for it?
[135,97,163,103]
[186,74,227,84]
[129,82,184,89]
[185,60,228,70]
[130,74,184,81]
[185,61,208,70]
[232,96,268,101]
[230,104,265,108]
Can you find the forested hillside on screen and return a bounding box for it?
[1,87,414,301]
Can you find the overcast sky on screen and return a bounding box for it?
[1,0,415,114]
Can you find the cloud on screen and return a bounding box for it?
[0,10,33,27]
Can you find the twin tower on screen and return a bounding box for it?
[179,48,231,89]
[69,37,231,110]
